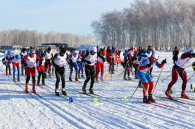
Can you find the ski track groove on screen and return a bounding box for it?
[0,66,90,129]
[37,77,195,128]
[18,73,126,129]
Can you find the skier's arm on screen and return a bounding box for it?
[97,53,105,62]
[82,52,90,64]
[52,53,58,67]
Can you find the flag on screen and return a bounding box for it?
[119,75,123,78]
[105,72,109,78]
[69,97,75,103]
[170,89,173,94]
[122,93,127,100]
[94,97,98,104]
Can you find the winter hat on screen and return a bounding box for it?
[48,47,51,51]
[16,55,20,59]
[112,47,116,51]
[74,50,79,54]
[148,46,153,50]
[91,47,97,52]
[61,48,66,53]
[151,53,159,60]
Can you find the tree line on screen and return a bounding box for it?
[91,0,195,50]
[0,29,95,48]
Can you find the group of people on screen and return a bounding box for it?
[2,45,195,103]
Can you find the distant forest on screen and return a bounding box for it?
[91,0,195,50]
[0,29,95,48]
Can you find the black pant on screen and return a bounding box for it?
[5,64,11,73]
[55,67,65,90]
[45,59,51,76]
[26,76,35,84]
[122,62,129,76]
[37,71,45,85]
[83,65,95,89]
[21,60,26,75]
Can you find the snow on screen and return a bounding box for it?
[1,51,195,128]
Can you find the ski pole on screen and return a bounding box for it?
[129,69,149,101]
[153,66,164,91]
[186,72,195,83]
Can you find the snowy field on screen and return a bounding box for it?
[1,51,195,128]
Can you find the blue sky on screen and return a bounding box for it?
[0,0,133,36]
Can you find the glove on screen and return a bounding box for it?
[146,63,151,68]
[162,59,167,65]
[192,62,195,71]
[190,54,195,57]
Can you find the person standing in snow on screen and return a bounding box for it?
[20,48,27,75]
[69,50,82,82]
[11,54,21,82]
[52,48,68,96]
[172,47,179,64]
[23,50,41,93]
[44,47,53,78]
[165,49,195,99]
[2,55,12,75]
[82,47,105,94]
[36,53,46,86]
[136,53,166,103]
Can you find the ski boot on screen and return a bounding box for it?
[17,77,20,82]
[25,83,29,93]
[55,89,60,96]
[143,96,150,103]
[62,88,67,96]
[6,71,8,75]
[78,74,81,79]
[82,85,86,93]
[9,71,11,75]
[96,77,99,83]
[135,75,138,79]
[128,76,132,80]
[69,77,72,82]
[181,91,188,98]
[75,77,79,82]
[89,88,94,94]
[165,90,172,98]
[148,94,155,103]
[124,76,127,80]
[81,74,84,78]
[100,77,103,82]
[13,77,16,82]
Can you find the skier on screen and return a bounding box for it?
[82,47,105,94]
[36,53,46,86]
[11,54,21,82]
[96,48,106,82]
[172,47,179,64]
[145,46,154,77]
[107,47,116,74]
[165,49,195,99]
[121,49,131,80]
[52,48,68,96]
[69,50,82,82]
[2,55,12,75]
[77,50,84,79]
[44,47,53,78]
[20,48,27,75]
[23,50,41,93]
[136,53,166,103]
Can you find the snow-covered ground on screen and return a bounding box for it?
[1,51,195,128]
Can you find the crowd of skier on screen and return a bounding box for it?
[2,45,195,103]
